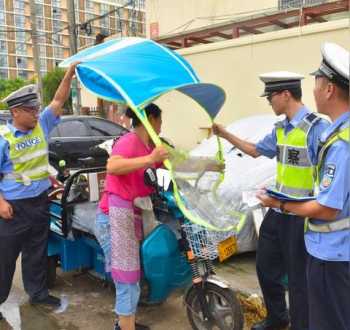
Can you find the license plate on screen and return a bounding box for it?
[218,236,237,262]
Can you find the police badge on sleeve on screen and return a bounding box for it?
[321,164,336,188]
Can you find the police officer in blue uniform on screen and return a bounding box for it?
[258,42,350,330]
[213,72,329,330]
[0,63,77,322]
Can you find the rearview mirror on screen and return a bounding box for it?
[144,168,158,188]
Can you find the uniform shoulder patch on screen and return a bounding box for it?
[321,163,336,188]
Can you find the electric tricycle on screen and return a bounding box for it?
[47,166,244,330]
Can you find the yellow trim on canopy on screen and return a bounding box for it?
[130,104,246,233]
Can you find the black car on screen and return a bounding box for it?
[49,115,128,168]
[0,113,127,168]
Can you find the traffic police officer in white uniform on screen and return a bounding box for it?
[0,63,77,322]
[213,72,329,330]
[258,42,350,330]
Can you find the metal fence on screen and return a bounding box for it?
[279,0,328,10]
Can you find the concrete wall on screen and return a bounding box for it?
[146,0,278,38]
[155,19,349,149]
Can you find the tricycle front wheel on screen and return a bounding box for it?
[186,282,243,330]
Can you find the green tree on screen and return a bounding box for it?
[42,67,72,112]
[0,78,32,110]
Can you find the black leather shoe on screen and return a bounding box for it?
[30,294,61,307]
[251,318,289,330]
[0,311,3,321]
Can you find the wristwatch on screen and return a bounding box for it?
[279,201,287,213]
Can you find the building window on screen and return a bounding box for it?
[100,3,109,13]
[36,17,44,31]
[36,34,45,44]
[100,3,109,29]
[52,19,61,32]
[52,0,60,7]
[35,3,43,17]
[15,42,26,55]
[0,54,7,67]
[0,40,7,53]
[39,45,46,57]
[14,0,25,12]
[100,5,109,28]
[0,11,5,23]
[53,46,64,59]
[15,15,25,28]
[39,58,47,72]
[52,7,61,20]
[16,56,27,69]
[18,69,28,80]
[0,69,8,79]
[85,0,94,12]
[16,31,26,42]
[0,0,4,11]
[134,0,145,9]
[115,16,122,32]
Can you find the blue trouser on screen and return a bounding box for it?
[114,281,140,316]
[256,209,309,330]
[0,192,50,304]
[307,254,350,330]
[95,208,111,273]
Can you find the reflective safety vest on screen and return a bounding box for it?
[0,123,49,186]
[316,126,349,184]
[275,113,320,198]
[307,125,350,233]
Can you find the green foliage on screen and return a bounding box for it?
[0,78,32,110]
[42,68,72,111]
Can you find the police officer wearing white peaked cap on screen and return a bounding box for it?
[2,84,40,110]
[0,63,78,319]
[258,42,350,330]
[259,71,305,97]
[213,71,329,330]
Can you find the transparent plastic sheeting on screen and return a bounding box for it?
[168,115,277,236]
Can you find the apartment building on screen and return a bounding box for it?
[0,0,145,80]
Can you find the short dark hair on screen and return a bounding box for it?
[125,103,162,127]
[286,88,302,101]
[336,84,350,102]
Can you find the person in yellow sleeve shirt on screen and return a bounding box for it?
[0,63,78,322]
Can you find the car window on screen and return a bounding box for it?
[49,126,60,138]
[88,118,126,137]
[58,120,90,137]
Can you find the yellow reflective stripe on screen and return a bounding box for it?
[11,149,48,164]
[20,165,49,177]
[275,183,313,197]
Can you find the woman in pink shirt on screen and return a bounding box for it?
[99,104,168,330]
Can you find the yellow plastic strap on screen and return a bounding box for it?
[131,105,242,232]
